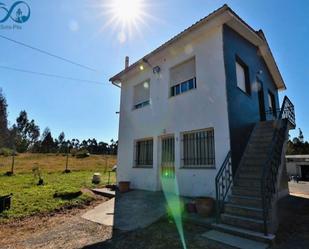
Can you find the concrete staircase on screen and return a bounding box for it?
[204,121,284,248]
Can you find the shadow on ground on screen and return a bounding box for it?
[82,189,210,249]
[273,195,309,249]
[82,193,309,249]
[82,218,207,249]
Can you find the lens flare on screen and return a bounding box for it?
[98,0,153,42]
[161,172,187,249]
[110,0,143,25]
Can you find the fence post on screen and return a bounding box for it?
[11,152,15,174]
[65,145,69,172]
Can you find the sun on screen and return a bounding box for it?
[110,0,143,25]
[98,0,151,43]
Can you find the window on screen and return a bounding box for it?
[135,139,153,167]
[235,57,250,94]
[134,80,150,109]
[268,91,277,117]
[171,78,196,97]
[170,58,196,97]
[182,129,215,167]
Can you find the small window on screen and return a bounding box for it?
[170,58,196,97]
[133,80,150,109]
[135,139,153,167]
[182,129,215,167]
[268,91,277,117]
[235,57,250,94]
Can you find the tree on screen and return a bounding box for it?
[13,111,40,152]
[40,127,55,153]
[298,128,304,143]
[0,88,9,148]
[57,132,67,153]
[287,128,309,155]
[109,139,118,155]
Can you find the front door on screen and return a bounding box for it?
[258,81,266,121]
[161,136,175,179]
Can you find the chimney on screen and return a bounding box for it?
[125,56,129,69]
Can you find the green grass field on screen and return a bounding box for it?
[0,153,116,222]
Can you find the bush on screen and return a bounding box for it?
[0,148,14,157]
[75,149,90,159]
[70,148,78,156]
[53,187,82,200]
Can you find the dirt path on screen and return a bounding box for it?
[0,197,112,249]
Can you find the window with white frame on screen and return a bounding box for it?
[135,139,153,167]
[268,90,276,117]
[133,80,150,109]
[170,58,196,97]
[235,57,250,94]
[182,129,215,167]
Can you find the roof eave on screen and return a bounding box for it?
[109,4,230,83]
[110,5,286,91]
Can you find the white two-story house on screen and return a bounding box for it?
[109,4,294,204]
[110,4,296,241]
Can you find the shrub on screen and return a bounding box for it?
[53,187,82,200]
[32,165,44,185]
[75,149,90,159]
[0,148,14,157]
[70,148,78,156]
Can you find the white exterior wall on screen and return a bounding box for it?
[117,26,231,197]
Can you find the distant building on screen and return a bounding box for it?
[286,155,309,181]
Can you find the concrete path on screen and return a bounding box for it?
[91,188,116,198]
[82,198,115,226]
[82,190,166,231]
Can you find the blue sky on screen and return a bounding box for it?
[0,0,308,142]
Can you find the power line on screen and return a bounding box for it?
[0,65,105,85]
[0,34,97,72]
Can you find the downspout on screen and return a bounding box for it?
[112,81,121,88]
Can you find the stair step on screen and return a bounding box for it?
[221,213,266,232]
[252,131,274,137]
[212,223,275,244]
[238,171,262,179]
[257,121,275,128]
[246,146,270,154]
[248,140,271,147]
[243,157,267,165]
[202,230,269,249]
[250,137,273,143]
[225,203,263,219]
[235,178,261,188]
[240,165,264,172]
[229,195,262,208]
[232,186,261,197]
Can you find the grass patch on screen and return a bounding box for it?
[0,154,116,222]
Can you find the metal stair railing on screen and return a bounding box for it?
[261,96,295,235]
[215,151,232,223]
